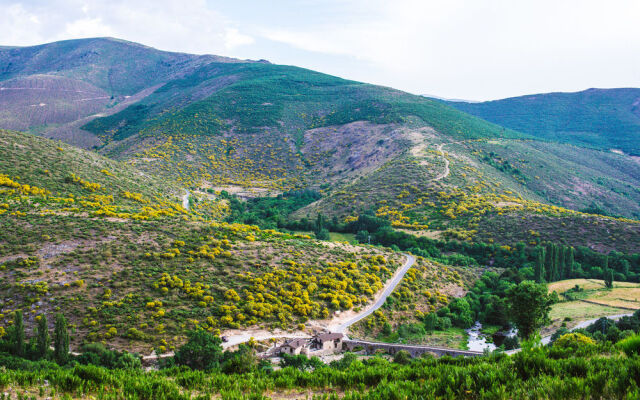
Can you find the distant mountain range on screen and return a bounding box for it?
[1,38,639,247]
[437,88,640,156]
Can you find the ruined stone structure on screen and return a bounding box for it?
[343,339,483,358]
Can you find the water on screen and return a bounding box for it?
[466,321,496,352]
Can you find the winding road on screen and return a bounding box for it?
[182,190,190,210]
[433,143,450,181]
[540,312,633,345]
[329,254,416,333]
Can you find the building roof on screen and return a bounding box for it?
[315,332,344,342]
[282,338,308,348]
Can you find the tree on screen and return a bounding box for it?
[315,228,330,240]
[315,214,325,232]
[174,329,223,370]
[558,246,566,280]
[9,310,25,357]
[393,350,412,365]
[506,280,552,340]
[355,230,370,244]
[544,243,554,281]
[565,247,575,278]
[35,315,50,359]
[221,344,257,374]
[604,268,614,289]
[53,313,69,364]
[553,245,561,281]
[447,298,473,328]
[534,246,545,283]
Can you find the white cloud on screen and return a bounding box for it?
[64,17,114,38]
[256,0,640,99]
[0,0,639,99]
[224,28,254,49]
[0,0,254,55]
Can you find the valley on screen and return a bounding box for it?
[1,36,640,399]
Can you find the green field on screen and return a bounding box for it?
[296,231,357,243]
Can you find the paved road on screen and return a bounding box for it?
[182,190,190,210]
[330,254,416,333]
[540,312,633,345]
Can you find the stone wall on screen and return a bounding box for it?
[343,339,483,358]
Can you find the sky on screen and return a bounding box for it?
[1,0,639,101]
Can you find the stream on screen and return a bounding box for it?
[466,321,497,352]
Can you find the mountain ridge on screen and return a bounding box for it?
[439,87,640,156]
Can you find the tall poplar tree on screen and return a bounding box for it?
[534,246,545,283]
[10,310,25,357]
[36,314,50,359]
[54,313,69,364]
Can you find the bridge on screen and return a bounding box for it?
[343,339,483,358]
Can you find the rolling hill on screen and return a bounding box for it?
[0,37,252,146]
[2,38,639,254]
[0,129,430,352]
[440,88,640,156]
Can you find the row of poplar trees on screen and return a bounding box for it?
[534,243,614,286]
[4,311,70,364]
[534,243,575,283]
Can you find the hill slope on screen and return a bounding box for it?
[1,130,443,353]
[0,38,250,145]
[441,88,640,156]
[2,38,639,255]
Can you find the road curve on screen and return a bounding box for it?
[140,253,417,360]
[182,190,190,210]
[331,254,416,333]
[540,312,633,345]
[432,143,450,181]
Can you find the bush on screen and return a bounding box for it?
[551,333,596,357]
[315,229,330,240]
[221,345,258,374]
[618,334,640,357]
[75,343,141,369]
[502,336,520,350]
[174,329,223,371]
[392,350,412,365]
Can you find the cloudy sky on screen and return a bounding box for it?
[1,0,639,100]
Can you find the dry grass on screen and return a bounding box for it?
[585,287,640,309]
[550,301,628,321]
[548,279,638,293]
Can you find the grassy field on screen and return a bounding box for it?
[296,231,357,243]
[550,301,629,322]
[420,327,469,349]
[543,278,640,335]
[549,279,639,293]
[549,278,640,309]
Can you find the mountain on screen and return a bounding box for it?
[2,39,638,250]
[0,129,427,352]
[1,37,640,355]
[439,88,640,156]
[0,37,251,145]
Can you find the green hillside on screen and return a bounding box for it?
[84,61,527,143]
[441,88,640,155]
[0,37,237,95]
[0,38,251,145]
[0,129,419,353]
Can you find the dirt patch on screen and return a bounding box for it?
[38,242,80,259]
[207,185,281,199]
[398,229,443,240]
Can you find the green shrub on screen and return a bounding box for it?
[618,334,640,357]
